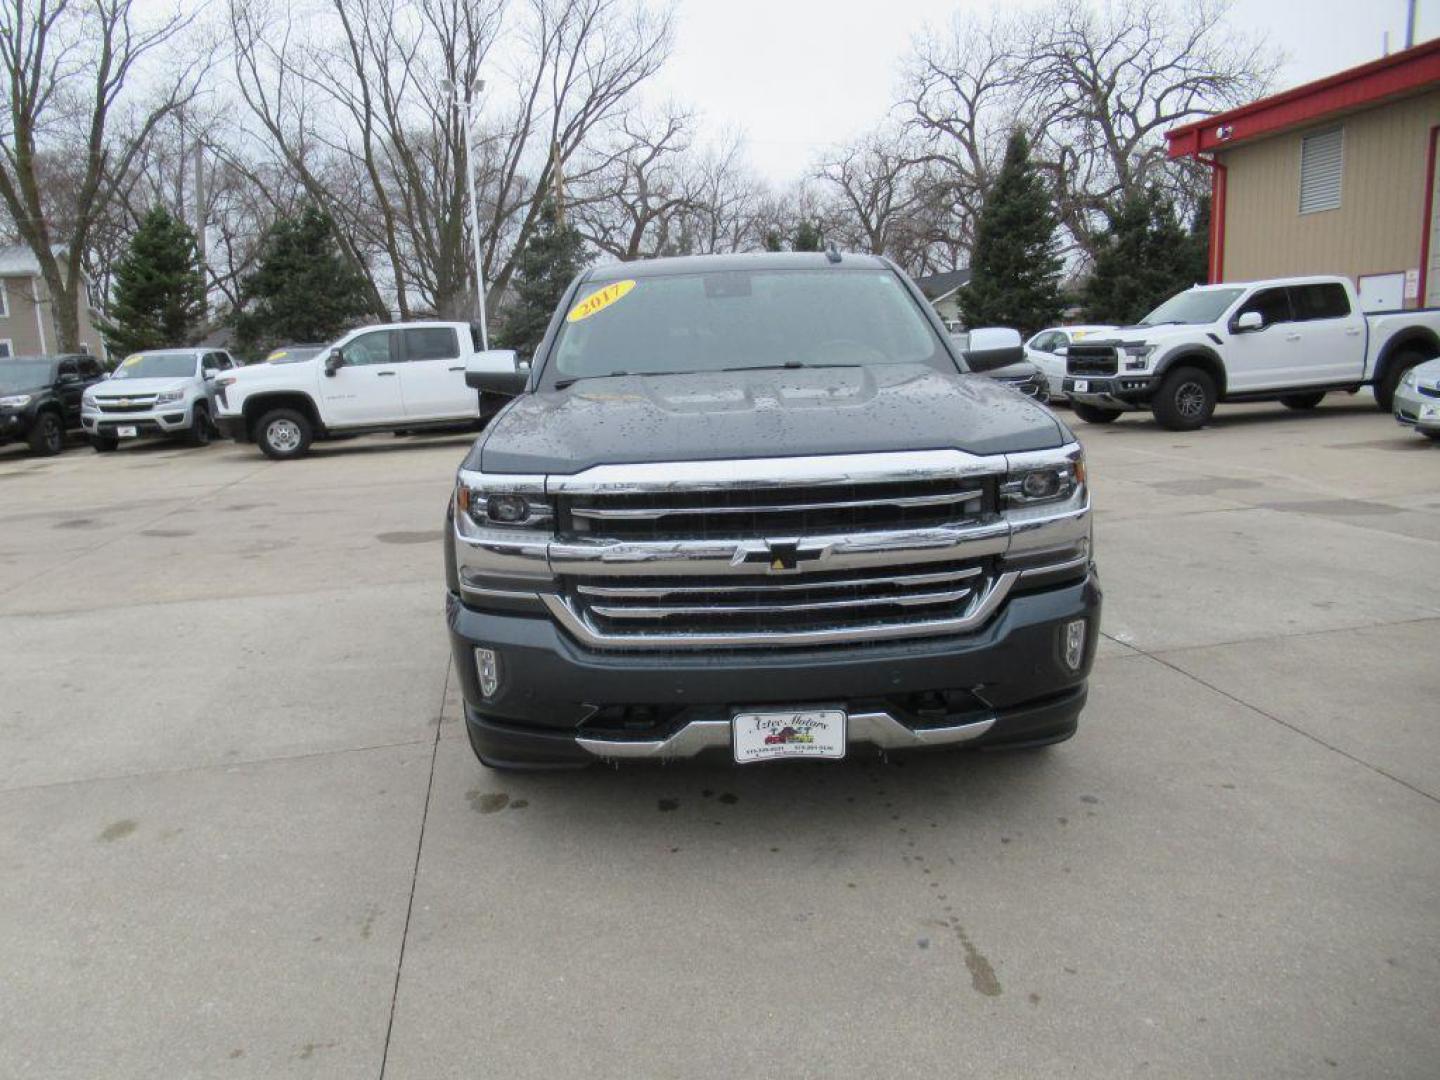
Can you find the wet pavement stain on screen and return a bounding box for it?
[718,792,739,805]
[359,905,379,940]
[377,530,437,545]
[950,920,1002,997]
[466,790,509,814]
[1149,477,1262,497]
[1261,498,1400,516]
[228,1049,244,1060]
[99,819,137,842]
[141,528,194,538]
[55,517,97,529]
[509,799,529,810]
[657,798,679,812]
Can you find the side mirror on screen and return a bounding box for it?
[324,349,345,376]
[466,349,527,395]
[1055,345,1068,356]
[58,372,80,384]
[962,326,1024,372]
[202,367,218,380]
[1234,311,1264,333]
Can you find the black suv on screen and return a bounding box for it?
[0,354,107,456]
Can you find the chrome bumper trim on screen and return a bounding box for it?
[575,710,996,759]
[543,571,1020,649]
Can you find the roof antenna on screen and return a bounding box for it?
[825,242,842,264]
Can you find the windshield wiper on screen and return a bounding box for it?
[719,361,863,373]
[553,371,635,390]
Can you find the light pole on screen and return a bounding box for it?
[443,77,489,348]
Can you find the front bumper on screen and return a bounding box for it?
[1393,384,1440,432]
[0,408,37,444]
[1064,374,1157,410]
[82,404,193,440]
[448,571,1101,767]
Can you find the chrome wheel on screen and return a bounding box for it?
[266,418,302,453]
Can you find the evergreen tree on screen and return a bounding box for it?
[1082,187,1207,325]
[98,206,207,356]
[792,220,824,252]
[960,130,1063,335]
[499,199,589,355]
[232,205,375,356]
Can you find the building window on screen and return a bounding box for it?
[0,340,12,358]
[0,280,9,318]
[1299,126,1343,214]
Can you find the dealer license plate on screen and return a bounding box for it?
[733,710,847,764]
[116,425,138,438]
[1072,380,1089,393]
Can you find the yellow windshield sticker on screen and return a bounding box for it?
[567,279,636,323]
[121,355,141,367]
[268,350,288,360]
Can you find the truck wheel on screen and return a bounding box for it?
[1375,349,1425,411]
[255,408,312,460]
[91,435,118,453]
[1071,402,1122,424]
[27,410,65,456]
[1152,366,1216,431]
[184,404,213,447]
[1280,392,1325,410]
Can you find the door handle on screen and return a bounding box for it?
[1345,328,1362,335]
[1285,333,1302,342]
[448,366,464,372]
[376,371,397,377]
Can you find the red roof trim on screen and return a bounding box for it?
[1166,38,1440,159]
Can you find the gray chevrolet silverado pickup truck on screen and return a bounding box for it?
[445,252,1099,769]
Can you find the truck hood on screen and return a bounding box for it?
[92,377,193,397]
[473,364,1069,474]
[1094,324,1212,347]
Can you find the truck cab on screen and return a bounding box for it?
[216,321,502,458]
[1064,275,1440,430]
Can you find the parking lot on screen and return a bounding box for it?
[1,397,1437,1078]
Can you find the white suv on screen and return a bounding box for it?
[216,322,503,459]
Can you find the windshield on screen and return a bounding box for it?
[111,352,197,380]
[266,346,322,364]
[0,359,54,393]
[545,268,952,386]
[1140,287,1246,326]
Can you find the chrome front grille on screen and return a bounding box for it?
[567,560,989,636]
[95,396,159,413]
[560,478,991,539]
[1066,346,1118,376]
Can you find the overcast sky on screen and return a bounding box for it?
[650,0,1440,182]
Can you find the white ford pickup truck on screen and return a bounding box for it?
[1062,275,1440,430]
[215,321,508,458]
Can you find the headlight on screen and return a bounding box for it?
[455,475,554,530]
[155,389,185,405]
[1121,343,1156,370]
[0,394,32,408]
[1002,445,1086,506]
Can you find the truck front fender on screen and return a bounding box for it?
[1153,345,1227,396]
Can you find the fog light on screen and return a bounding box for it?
[475,647,501,698]
[486,494,529,524]
[1062,620,1086,671]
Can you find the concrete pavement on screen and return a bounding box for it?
[1,398,1437,1078]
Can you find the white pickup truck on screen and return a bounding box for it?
[1062,275,1440,430]
[215,321,509,458]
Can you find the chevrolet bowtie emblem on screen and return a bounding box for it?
[741,540,826,573]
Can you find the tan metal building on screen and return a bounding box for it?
[1167,39,1440,311]
[0,246,104,359]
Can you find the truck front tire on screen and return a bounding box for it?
[1072,402,1122,425]
[185,404,213,447]
[27,410,65,456]
[255,408,313,460]
[1151,366,1216,431]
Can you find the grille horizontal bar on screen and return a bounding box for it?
[574,565,982,599]
[589,586,974,620]
[569,489,983,521]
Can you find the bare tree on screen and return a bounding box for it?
[0,0,208,351]
[229,0,671,320]
[816,126,925,258]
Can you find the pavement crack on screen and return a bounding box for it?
[1142,652,1440,807]
[378,654,450,1079]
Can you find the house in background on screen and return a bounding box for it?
[0,245,104,359]
[914,268,972,330]
[1166,38,1440,311]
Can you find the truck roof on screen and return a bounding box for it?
[583,251,892,284]
[1186,274,1352,292]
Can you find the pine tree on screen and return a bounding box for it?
[98,206,207,356]
[1082,187,1206,325]
[499,199,589,355]
[792,220,824,252]
[232,205,374,356]
[959,130,1063,335]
